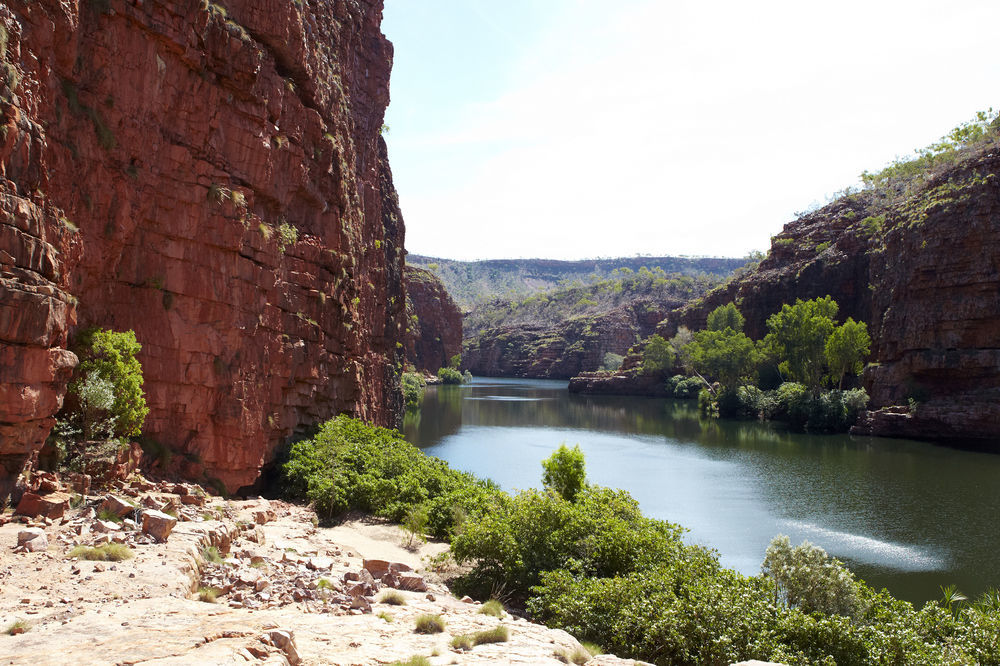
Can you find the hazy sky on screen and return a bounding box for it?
[382,0,999,261]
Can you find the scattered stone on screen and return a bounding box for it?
[307,556,333,571]
[461,595,474,603]
[396,572,427,592]
[17,528,48,553]
[92,520,122,533]
[141,509,177,542]
[265,629,301,665]
[99,495,135,519]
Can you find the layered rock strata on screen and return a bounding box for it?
[403,265,461,374]
[0,0,405,495]
[574,148,1000,443]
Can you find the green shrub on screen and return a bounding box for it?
[541,444,587,502]
[763,535,863,617]
[277,222,298,251]
[600,352,624,372]
[670,375,702,399]
[401,372,426,409]
[640,334,674,375]
[414,613,445,634]
[201,546,224,564]
[281,415,501,535]
[437,366,465,384]
[66,328,148,439]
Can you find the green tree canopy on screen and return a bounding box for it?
[706,302,745,333]
[640,334,674,375]
[688,328,759,388]
[70,328,149,439]
[824,318,871,388]
[763,296,839,389]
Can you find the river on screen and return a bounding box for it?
[402,377,1000,604]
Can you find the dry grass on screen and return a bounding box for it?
[379,590,406,606]
[68,543,134,561]
[413,613,445,634]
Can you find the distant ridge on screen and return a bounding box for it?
[407,254,749,309]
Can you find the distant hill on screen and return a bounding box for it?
[407,255,750,310]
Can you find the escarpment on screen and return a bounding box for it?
[576,147,1000,443]
[0,0,406,495]
[403,265,461,373]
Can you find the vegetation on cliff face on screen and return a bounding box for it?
[281,416,1000,666]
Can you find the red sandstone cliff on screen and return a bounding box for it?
[0,0,406,497]
[403,265,461,374]
[573,145,1000,443]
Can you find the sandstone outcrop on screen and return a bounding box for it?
[573,146,1000,443]
[465,297,675,379]
[403,265,461,373]
[0,0,406,496]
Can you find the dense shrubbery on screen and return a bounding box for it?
[282,417,1000,665]
[401,372,426,409]
[666,374,702,399]
[437,366,472,385]
[281,415,501,538]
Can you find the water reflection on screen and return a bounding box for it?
[403,378,1000,603]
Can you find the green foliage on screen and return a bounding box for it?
[600,352,624,372]
[198,586,220,603]
[640,334,674,376]
[67,328,149,439]
[403,504,429,547]
[825,318,871,388]
[448,353,462,369]
[401,372,426,410]
[666,374,703,399]
[280,415,501,538]
[413,613,445,634]
[763,535,863,617]
[479,599,504,617]
[763,296,839,389]
[687,328,758,388]
[437,366,466,384]
[541,444,587,502]
[277,222,298,252]
[450,484,687,602]
[706,302,745,332]
[201,546,224,564]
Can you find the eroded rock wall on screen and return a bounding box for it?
[403,265,461,374]
[0,0,405,494]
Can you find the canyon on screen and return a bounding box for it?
[403,265,461,374]
[0,0,406,498]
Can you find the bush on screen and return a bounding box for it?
[437,367,465,384]
[541,444,587,502]
[600,352,624,372]
[640,334,674,375]
[65,328,148,440]
[764,384,869,432]
[401,372,426,409]
[671,375,702,399]
[763,535,863,617]
[281,415,501,536]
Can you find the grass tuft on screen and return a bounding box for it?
[6,619,28,635]
[198,586,219,603]
[388,658,430,666]
[96,507,124,523]
[413,613,445,634]
[201,546,224,564]
[451,625,510,650]
[376,611,393,623]
[68,543,134,561]
[556,647,593,665]
[379,590,406,606]
[478,599,504,617]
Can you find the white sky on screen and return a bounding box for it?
[382,0,999,260]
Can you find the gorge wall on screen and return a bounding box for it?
[403,265,461,374]
[0,0,406,496]
[575,146,1000,442]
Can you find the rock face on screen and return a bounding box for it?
[574,146,1000,443]
[403,265,461,373]
[464,297,674,379]
[0,0,405,495]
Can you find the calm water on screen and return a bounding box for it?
[403,377,1000,603]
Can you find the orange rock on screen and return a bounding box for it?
[15,492,71,520]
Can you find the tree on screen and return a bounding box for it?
[706,302,745,333]
[687,329,758,388]
[669,326,695,371]
[640,334,674,375]
[763,296,839,389]
[541,444,587,502]
[824,318,871,388]
[68,328,149,439]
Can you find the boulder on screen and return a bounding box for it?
[396,572,428,592]
[100,495,135,518]
[141,509,177,542]
[265,629,301,665]
[307,556,333,571]
[17,527,48,552]
[15,492,71,519]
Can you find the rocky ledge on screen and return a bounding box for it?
[1,473,652,665]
